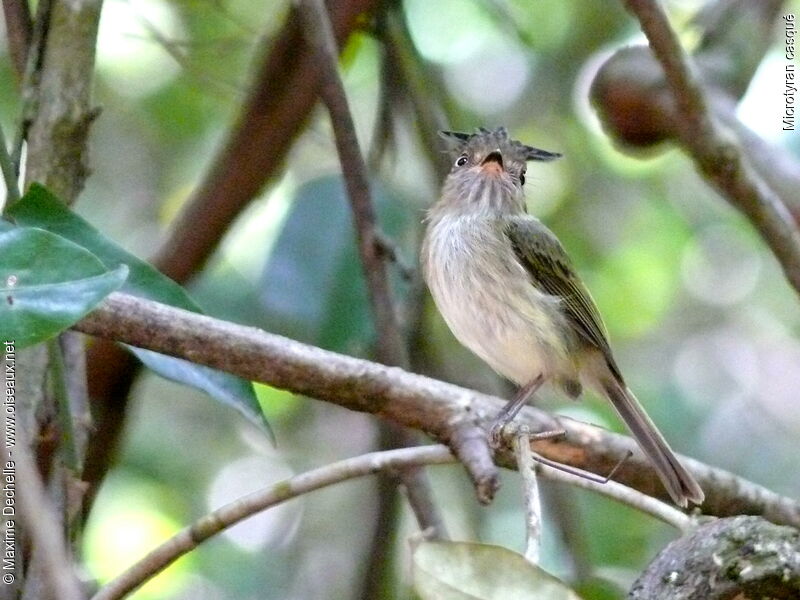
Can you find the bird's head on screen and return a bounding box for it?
[436,127,561,216]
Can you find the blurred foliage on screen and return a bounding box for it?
[3,0,800,598]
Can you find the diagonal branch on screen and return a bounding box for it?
[296,0,408,370]
[91,441,700,600]
[296,1,490,563]
[91,446,455,600]
[73,292,800,527]
[151,0,379,284]
[620,0,800,298]
[82,0,381,521]
[2,416,83,600]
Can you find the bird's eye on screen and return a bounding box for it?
[519,170,526,186]
[455,154,469,167]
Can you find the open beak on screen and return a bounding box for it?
[480,151,504,175]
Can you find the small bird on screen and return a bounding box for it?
[421,126,704,507]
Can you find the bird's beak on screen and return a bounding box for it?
[480,150,504,175]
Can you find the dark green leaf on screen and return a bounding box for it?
[8,184,268,435]
[130,348,269,426]
[0,227,128,348]
[9,184,195,306]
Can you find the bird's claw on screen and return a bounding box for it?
[488,420,509,449]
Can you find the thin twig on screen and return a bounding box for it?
[11,0,52,175]
[151,0,380,284]
[297,0,465,542]
[0,122,21,209]
[90,446,456,600]
[513,429,542,564]
[382,8,451,179]
[83,0,381,528]
[73,292,800,526]
[46,338,79,471]
[374,228,414,281]
[532,450,694,532]
[135,14,243,98]
[622,0,800,297]
[297,0,407,367]
[1,426,84,600]
[92,440,702,600]
[398,461,449,539]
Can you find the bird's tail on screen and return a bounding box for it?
[600,378,704,508]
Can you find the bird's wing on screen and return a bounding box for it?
[503,216,621,379]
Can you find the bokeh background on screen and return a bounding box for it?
[3,0,800,598]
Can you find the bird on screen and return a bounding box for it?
[420,126,704,507]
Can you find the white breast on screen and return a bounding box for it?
[422,215,570,386]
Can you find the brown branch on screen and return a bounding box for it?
[297,4,478,575]
[593,0,784,148]
[615,0,800,297]
[90,446,455,600]
[90,442,706,600]
[1,425,83,600]
[82,0,380,522]
[73,292,800,526]
[297,0,407,367]
[23,0,102,202]
[2,0,32,79]
[151,0,379,284]
[630,516,800,599]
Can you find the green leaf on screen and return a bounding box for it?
[0,227,128,348]
[412,541,584,600]
[131,348,267,421]
[7,184,268,435]
[9,184,193,306]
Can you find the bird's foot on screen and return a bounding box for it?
[489,417,514,449]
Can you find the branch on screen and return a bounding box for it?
[1,0,32,79]
[377,7,451,179]
[296,1,483,549]
[90,442,702,600]
[151,0,379,284]
[90,446,455,600]
[73,292,800,526]
[513,430,542,564]
[630,515,800,598]
[297,0,407,367]
[81,0,380,522]
[23,0,102,202]
[618,0,800,297]
[532,451,693,533]
[0,121,21,209]
[1,425,83,600]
